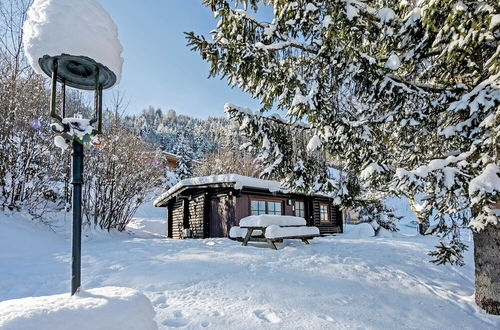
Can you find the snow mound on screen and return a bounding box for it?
[343,223,375,238]
[0,286,157,330]
[239,215,306,227]
[127,219,166,238]
[265,225,319,239]
[376,227,394,238]
[23,0,123,84]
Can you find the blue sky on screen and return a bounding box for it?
[98,0,262,118]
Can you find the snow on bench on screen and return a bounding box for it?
[229,227,263,239]
[265,225,320,239]
[263,225,320,250]
[239,215,306,227]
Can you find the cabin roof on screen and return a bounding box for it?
[154,174,288,207]
[154,174,335,207]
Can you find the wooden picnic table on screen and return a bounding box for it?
[240,225,318,250]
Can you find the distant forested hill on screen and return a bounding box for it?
[124,106,235,159]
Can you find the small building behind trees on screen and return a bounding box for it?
[154,174,342,238]
[163,152,179,169]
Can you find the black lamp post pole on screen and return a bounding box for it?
[71,140,84,295]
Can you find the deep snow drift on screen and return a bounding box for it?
[1,203,499,329]
[0,287,157,330]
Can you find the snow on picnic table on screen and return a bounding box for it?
[265,225,319,239]
[229,227,262,238]
[239,215,306,227]
[1,207,499,329]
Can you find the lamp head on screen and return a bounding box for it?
[39,54,116,90]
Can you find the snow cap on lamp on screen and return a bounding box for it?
[22,0,123,86]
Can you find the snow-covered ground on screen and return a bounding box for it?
[1,202,499,329]
[0,286,157,330]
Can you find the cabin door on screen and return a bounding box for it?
[210,195,234,237]
[210,197,223,237]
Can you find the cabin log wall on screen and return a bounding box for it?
[188,192,206,238]
[171,199,184,239]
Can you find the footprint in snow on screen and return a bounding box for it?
[211,311,224,317]
[253,310,282,324]
[162,318,189,328]
[161,310,190,328]
[108,264,124,271]
[151,295,169,308]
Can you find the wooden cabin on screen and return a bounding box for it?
[163,152,179,169]
[154,174,343,239]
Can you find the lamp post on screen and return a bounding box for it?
[39,54,116,295]
[23,0,123,296]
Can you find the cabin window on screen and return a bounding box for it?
[320,203,330,223]
[251,200,266,215]
[268,201,282,215]
[250,199,283,216]
[294,201,305,218]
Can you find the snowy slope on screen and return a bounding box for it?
[1,206,499,329]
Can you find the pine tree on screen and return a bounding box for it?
[187,0,499,314]
[174,132,195,179]
[356,200,401,233]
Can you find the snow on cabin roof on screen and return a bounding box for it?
[154,174,288,207]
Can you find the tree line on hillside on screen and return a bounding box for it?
[124,106,228,159]
[122,106,269,181]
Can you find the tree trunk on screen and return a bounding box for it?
[473,203,500,315]
[409,196,429,235]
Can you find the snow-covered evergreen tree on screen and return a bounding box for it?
[357,201,401,233]
[192,118,266,177]
[174,132,195,179]
[188,0,499,314]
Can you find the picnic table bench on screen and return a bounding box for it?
[230,215,320,250]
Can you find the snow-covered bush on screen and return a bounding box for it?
[82,114,163,232]
[0,0,68,219]
[357,202,401,233]
[193,148,263,178]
